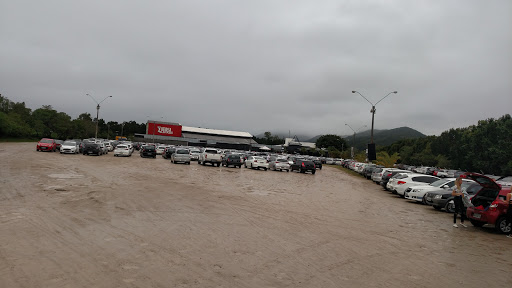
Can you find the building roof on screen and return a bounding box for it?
[182,126,253,138]
[284,138,316,149]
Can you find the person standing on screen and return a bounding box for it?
[452,177,467,228]
[506,191,512,238]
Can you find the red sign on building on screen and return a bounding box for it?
[147,122,182,137]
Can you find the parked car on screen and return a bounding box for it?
[245,156,269,170]
[140,145,157,158]
[465,173,512,234]
[221,154,242,168]
[163,147,176,159]
[83,143,103,156]
[405,178,474,204]
[496,176,512,188]
[269,158,290,172]
[380,170,412,190]
[199,148,222,166]
[387,173,440,197]
[113,144,132,157]
[425,182,481,212]
[290,158,316,174]
[98,143,108,154]
[171,148,191,164]
[156,145,167,155]
[189,149,201,161]
[313,158,323,170]
[36,138,58,152]
[60,141,80,154]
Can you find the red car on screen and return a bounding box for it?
[36,138,57,152]
[465,172,511,234]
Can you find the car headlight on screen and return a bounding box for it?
[434,195,442,199]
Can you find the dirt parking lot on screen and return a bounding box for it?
[0,142,511,288]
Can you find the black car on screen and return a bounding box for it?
[83,143,102,156]
[425,182,481,213]
[140,145,157,158]
[313,159,322,170]
[222,154,242,168]
[162,147,176,159]
[290,158,316,174]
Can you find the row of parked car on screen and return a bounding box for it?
[344,160,512,234]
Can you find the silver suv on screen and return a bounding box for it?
[171,148,191,164]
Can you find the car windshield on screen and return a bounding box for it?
[228,155,239,159]
[254,157,265,160]
[499,176,512,182]
[63,141,76,145]
[205,150,217,154]
[143,146,155,150]
[117,145,127,149]
[190,150,200,154]
[277,159,288,162]
[177,150,189,154]
[429,179,448,187]
[40,139,53,143]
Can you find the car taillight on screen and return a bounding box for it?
[205,154,207,158]
[301,162,305,167]
[489,200,499,211]
[397,181,406,185]
[387,173,392,177]
[255,160,258,163]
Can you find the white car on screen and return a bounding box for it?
[105,142,114,152]
[372,167,394,184]
[60,141,79,154]
[114,144,132,157]
[269,158,290,172]
[404,178,474,203]
[189,149,201,160]
[245,156,269,170]
[387,173,441,197]
[156,145,167,155]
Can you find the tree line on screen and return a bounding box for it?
[0,94,146,140]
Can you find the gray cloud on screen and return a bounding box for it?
[1,0,511,139]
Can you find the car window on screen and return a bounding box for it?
[117,145,127,149]
[63,141,76,145]
[40,139,53,143]
[499,176,512,182]
[277,159,288,162]
[177,150,189,154]
[429,179,447,187]
[205,149,217,154]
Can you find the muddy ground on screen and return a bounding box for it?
[0,142,511,288]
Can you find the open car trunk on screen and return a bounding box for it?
[470,188,500,209]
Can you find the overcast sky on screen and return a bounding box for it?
[1,0,511,137]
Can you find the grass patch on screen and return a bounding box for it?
[0,138,38,142]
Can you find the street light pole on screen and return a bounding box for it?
[345,123,367,159]
[352,91,397,143]
[121,122,125,137]
[87,94,112,139]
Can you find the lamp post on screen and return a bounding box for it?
[121,122,125,137]
[352,91,397,143]
[345,123,367,159]
[86,94,112,139]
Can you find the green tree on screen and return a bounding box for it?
[316,134,347,151]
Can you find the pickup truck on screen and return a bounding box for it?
[199,148,222,167]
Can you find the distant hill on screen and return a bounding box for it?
[344,127,425,150]
[307,127,425,150]
[254,127,425,149]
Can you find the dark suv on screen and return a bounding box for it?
[83,143,102,156]
[222,154,242,168]
[140,145,157,158]
[465,173,511,234]
[290,158,316,174]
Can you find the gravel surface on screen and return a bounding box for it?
[1,142,511,288]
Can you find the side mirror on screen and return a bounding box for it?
[442,185,449,188]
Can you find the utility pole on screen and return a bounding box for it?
[86,94,112,139]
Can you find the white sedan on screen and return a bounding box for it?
[244,156,269,171]
[404,178,474,203]
[60,141,79,154]
[114,144,132,157]
[387,173,440,196]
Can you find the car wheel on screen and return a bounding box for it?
[445,201,455,213]
[495,216,511,234]
[433,205,442,210]
[264,168,267,171]
[469,219,485,227]
[244,163,247,168]
[217,163,220,167]
[312,170,316,175]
